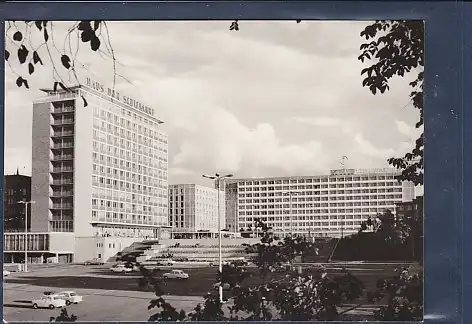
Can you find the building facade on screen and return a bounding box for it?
[4,76,169,263]
[226,168,415,238]
[168,184,226,239]
[3,170,32,232]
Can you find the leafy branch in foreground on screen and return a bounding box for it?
[5,20,118,107]
[359,20,424,185]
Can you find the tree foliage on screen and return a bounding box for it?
[359,20,424,185]
[369,267,423,321]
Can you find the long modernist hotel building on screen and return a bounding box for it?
[4,77,169,263]
[225,168,415,238]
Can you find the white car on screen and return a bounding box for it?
[162,269,189,279]
[157,259,175,266]
[3,270,11,277]
[110,264,133,273]
[56,291,83,305]
[32,296,66,309]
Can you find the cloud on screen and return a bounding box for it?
[353,134,395,159]
[291,117,342,127]
[4,21,421,185]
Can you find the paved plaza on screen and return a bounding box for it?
[3,262,407,321]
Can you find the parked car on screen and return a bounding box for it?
[56,291,83,305]
[173,257,189,262]
[32,296,66,309]
[84,258,104,265]
[110,264,133,273]
[3,270,11,277]
[158,259,175,266]
[162,269,189,279]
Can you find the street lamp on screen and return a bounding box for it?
[283,191,300,237]
[202,173,233,303]
[18,200,36,272]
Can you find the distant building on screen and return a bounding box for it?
[395,195,423,221]
[3,169,31,231]
[168,184,230,239]
[225,168,415,238]
[224,182,239,233]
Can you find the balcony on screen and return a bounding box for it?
[51,179,74,185]
[51,191,73,197]
[52,131,74,137]
[50,204,74,209]
[52,106,75,114]
[51,155,74,161]
[51,167,74,173]
[52,143,74,149]
[52,119,75,126]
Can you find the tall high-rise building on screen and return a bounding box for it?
[4,76,169,263]
[3,169,31,231]
[168,184,226,239]
[225,168,415,238]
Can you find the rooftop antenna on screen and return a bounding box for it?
[341,156,348,174]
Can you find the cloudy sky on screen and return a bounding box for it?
[4,21,422,187]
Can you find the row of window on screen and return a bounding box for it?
[92,149,165,170]
[237,175,398,186]
[238,194,403,203]
[92,176,167,193]
[238,182,400,192]
[238,208,391,216]
[92,164,167,183]
[92,139,167,162]
[239,201,398,210]
[240,214,376,222]
[92,105,165,139]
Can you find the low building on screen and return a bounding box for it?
[168,184,227,239]
[3,170,31,232]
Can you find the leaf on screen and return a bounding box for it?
[5,50,10,61]
[81,30,93,43]
[28,62,34,75]
[61,55,71,69]
[43,28,49,42]
[13,31,23,41]
[90,36,101,51]
[32,51,43,65]
[35,21,42,30]
[17,45,29,64]
[16,77,29,89]
[229,20,239,31]
[78,21,91,31]
[81,95,88,107]
[93,20,101,31]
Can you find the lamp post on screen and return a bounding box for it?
[202,173,233,303]
[18,200,35,272]
[284,191,300,237]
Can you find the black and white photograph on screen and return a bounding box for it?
[3,19,424,322]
